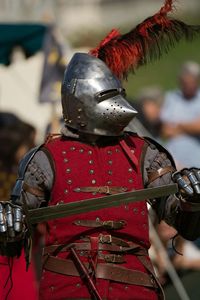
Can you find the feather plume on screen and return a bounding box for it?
[89,0,200,79]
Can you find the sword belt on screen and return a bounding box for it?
[43,256,158,288]
[42,237,161,290]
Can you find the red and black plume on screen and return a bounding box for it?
[89,0,200,79]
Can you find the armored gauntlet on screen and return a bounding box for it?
[0,201,25,257]
[172,168,200,240]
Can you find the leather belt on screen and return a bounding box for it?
[73,186,128,195]
[98,253,125,263]
[43,256,157,288]
[43,242,147,256]
[73,219,127,230]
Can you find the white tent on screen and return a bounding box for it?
[0,52,62,143]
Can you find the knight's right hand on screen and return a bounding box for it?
[0,201,25,241]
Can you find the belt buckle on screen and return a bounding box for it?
[99,234,112,244]
[103,220,114,229]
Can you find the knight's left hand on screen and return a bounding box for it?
[172,168,200,202]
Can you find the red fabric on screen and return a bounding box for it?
[40,134,158,300]
[0,250,39,300]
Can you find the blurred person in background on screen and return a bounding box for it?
[135,87,164,140]
[0,112,38,300]
[161,61,200,169]
[156,62,200,293]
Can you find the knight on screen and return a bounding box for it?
[1,1,200,299]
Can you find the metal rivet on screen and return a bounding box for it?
[50,286,54,292]
[116,149,120,153]
[133,208,138,214]
[89,160,93,164]
[68,120,72,124]
[96,217,100,222]
[89,169,94,174]
[88,150,93,155]
[64,189,68,194]
[108,170,113,175]
[62,150,66,155]
[124,205,129,210]
[128,179,133,183]
[66,168,71,173]
[128,168,133,172]
[79,149,84,153]
[76,283,81,288]
[141,210,145,216]
[77,116,81,119]
[107,180,112,185]
[151,199,157,205]
[92,192,97,195]
[151,277,155,284]
[78,108,82,112]
[74,187,80,192]
[108,160,113,165]
[91,179,96,184]
[107,150,112,155]
[57,200,64,205]
[124,286,129,290]
[70,146,75,151]
[64,158,68,163]
[67,179,72,184]
[131,149,135,153]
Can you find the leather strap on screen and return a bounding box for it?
[43,256,156,288]
[43,242,147,256]
[74,186,127,195]
[73,219,127,230]
[180,199,200,212]
[23,183,45,197]
[138,256,165,300]
[98,253,125,264]
[148,166,174,184]
[119,139,138,167]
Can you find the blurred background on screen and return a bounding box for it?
[0,0,200,299]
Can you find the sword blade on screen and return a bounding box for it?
[28,184,178,224]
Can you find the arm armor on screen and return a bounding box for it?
[11,145,43,204]
[0,145,43,257]
[142,137,200,241]
[172,169,200,241]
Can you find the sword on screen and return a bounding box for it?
[28,183,178,224]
